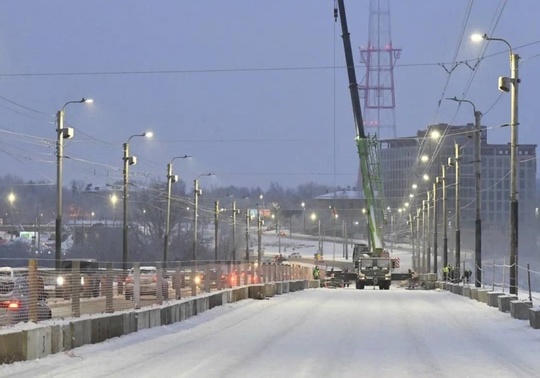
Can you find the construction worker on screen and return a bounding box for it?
[442,265,449,281]
[312,266,320,280]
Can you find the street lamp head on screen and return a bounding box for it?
[430,130,441,140]
[423,174,430,181]
[421,155,429,163]
[471,33,487,42]
[143,131,153,138]
[81,98,93,104]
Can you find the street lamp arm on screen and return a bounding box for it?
[197,173,214,179]
[62,98,92,112]
[171,155,192,164]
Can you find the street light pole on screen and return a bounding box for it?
[447,97,482,287]
[122,131,153,276]
[164,155,190,266]
[55,98,92,270]
[441,164,448,269]
[192,173,213,261]
[214,200,219,261]
[426,190,431,273]
[245,210,250,261]
[433,179,439,275]
[301,202,306,233]
[472,33,519,294]
[451,143,461,279]
[231,201,239,262]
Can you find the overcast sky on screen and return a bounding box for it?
[0,1,538,191]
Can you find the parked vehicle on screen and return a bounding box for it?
[124,266,169,300]
[5,277,52,323]
[288,252,302,259]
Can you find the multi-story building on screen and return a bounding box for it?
[378,123,537,263]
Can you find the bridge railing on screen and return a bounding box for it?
[0,258,313,328]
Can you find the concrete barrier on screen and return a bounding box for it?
[528,308,540,329]
[510,301,532,320]
[276,282,283,295]
[70,318,92,348]
[476,289,489,304]
[248,285,265,300]
[123,312,137,335]
[487,292,505,307]
[470,287,479,301]
[0,280,312,364]
[91,314,124,344]
[264,283,276,297]
[50,324,63,355]
[208,292,223,309]
[498,295,518,313]
[462,286,471,298]
[0,331,25,364]
[25,327,52,361]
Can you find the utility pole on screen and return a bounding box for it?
[422,200,427,273]
[433,179,439,275]
[257,208,262,265]
[473,109,483,288]
[245,210,250,261]
[231,201,239,262]
[214,200,219,261]
[416,208,421,271]
[426,191,431,273]
[442,164,448,269]
[192,179,200,261]
[453,143,461,279]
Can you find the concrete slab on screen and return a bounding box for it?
[148,308,162,328]
[510,300,532,320]
[264,283,276,297]
[528,308,540,329]
[248,285,265,300]
[209,292,223,309]
[70,319,92,348]
[123,312,137,334]
[498,295,518,313]
[276,282,283,295]
[0,331,25,364]
[487,292,505,307]
[462,286,471,299]
[282,281,290,293]
[91,314,124,344]
[160,305,174,326]
[136,310,150,330]
[470,287,479,300]
[477,289,489,304]
[50,325,63,354]
[196,298,209,315]
[24,326,52,361]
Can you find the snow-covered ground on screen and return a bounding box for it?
[2,287,540,377]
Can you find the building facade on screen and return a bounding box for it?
[378,123,537,262]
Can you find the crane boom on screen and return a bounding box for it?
[336,0,384,255]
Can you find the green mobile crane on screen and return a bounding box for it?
[336,0,391,290]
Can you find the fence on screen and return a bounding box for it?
[0,258,313,328]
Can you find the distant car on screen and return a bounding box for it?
[124,266,169,300]
[4,277,52,323]
[288,252,302,259]
[55,259,101,299]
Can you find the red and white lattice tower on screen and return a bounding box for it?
[359,0,401,139]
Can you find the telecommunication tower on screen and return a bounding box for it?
[358,0,401,139]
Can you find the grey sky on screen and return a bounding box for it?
[0,1,538,191]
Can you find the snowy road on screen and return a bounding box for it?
[2,287,540,378]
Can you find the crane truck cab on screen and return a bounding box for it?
[355,257,392,290]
